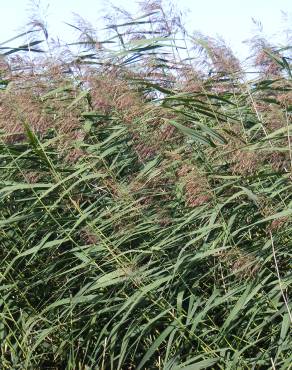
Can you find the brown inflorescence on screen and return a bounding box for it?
[277,91,292,108]
[255,49,282,76]
[218,248,260,279]
[80,227,99,245]
[22,171,43,184]
[0,88,53,142]
[0,61,85,149]
[269,216,289,232]
[231,150,261,176]
[177,165,212,208]
[268,151,290,172]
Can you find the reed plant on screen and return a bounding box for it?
[0,2,291,368]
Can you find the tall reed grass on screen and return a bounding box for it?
[0,2,291,369]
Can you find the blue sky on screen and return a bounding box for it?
[0,0,291,58]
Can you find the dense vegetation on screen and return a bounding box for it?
[0,2,291,369]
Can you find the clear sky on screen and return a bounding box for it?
[0,0,291,58]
